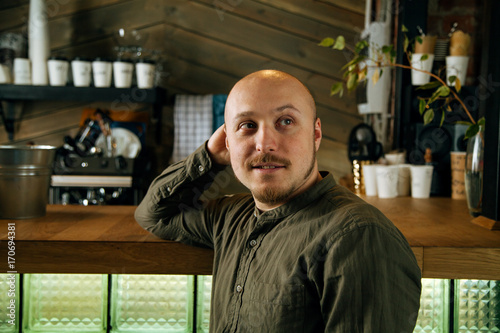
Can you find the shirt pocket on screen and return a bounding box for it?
[239,282,305,332]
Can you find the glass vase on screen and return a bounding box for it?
[464,130,484,217]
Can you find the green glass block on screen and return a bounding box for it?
[196,275,212,333]
[413,278,450,333]
[455,280,500,333]
[0,274,19,333]
[23,274,108,333]
[110,274,193,332]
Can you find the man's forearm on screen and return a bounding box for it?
[134,142,222,238]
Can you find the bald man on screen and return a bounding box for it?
[135,70,422,332]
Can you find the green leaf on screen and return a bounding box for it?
[478,117,486,127]
[347,73,358,91]
[403,35,409,53]
[416,36,423,44]
[330,82,344,96]
[318,37,334,47]
[423,109,434,125]
[416,81,442,90]
[355,40,368,53]
[381,45,392,54]
[448,75,456,84]
[420,54,429,61]
[440,109,445,127]
[342,55,366,70]
[402,25,409,33]
[419,99,426,115]
[465,123,480,139]
[333,36,345,50]
[438,85,450,97]
[455,76,462,92]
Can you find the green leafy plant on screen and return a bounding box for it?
[319,26,484,138]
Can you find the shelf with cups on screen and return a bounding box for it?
[394,0,500,227]
[0,84,167,142]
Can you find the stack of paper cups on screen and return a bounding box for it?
[28,0,50,85]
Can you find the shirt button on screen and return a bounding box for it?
[236,285,243,293]
[166,186,172,193]
[249,239,257,247]
[198,165,204,172]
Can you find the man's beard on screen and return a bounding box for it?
[247,149,316,206]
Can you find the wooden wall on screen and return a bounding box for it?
[0,0,364,185]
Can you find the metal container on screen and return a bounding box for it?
[0,145,56,219]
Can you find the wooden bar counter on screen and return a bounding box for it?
[1,198,500,279]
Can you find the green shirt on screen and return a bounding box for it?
[135,143,422,333]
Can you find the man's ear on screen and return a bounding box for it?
[314,117,322,151]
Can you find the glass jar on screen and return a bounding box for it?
[464,129,484,217]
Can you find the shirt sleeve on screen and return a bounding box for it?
[317,223,422,333]
[134,142,225,248]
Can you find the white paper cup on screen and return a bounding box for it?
[47,58,69,86]
[71,58,92,87]
[13,58,31,85]
[92,59,112,88]
[385,152,406,165]
[113,60,134,88]
[362,164,378,196]
[397,164,411,197]
[410,165,434,198]
[0,64,12,84]
[411,53,435,85]
[376,165,399,198]
[136,61,155,89]
[446,56,469,86]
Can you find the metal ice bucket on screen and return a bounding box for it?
[0,145,56,219]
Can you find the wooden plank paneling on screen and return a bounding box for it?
[0,0,364,181]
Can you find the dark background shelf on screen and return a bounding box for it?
[0,85,166,104]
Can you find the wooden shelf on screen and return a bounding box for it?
[1,199,499,279]
[0,84,166,104]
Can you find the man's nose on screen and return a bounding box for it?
[255,125,277,153]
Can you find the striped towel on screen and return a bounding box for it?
[171,94,213,163]
[171,94,227,163]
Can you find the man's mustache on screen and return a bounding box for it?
[246,154,291,168]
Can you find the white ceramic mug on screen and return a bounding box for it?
[13,58,31,85]
[47,57,69,86]
[375,165,400,198]
[411,53,435,86]
[446,56,469,86]
[92,59,113,88]
[113,59,133,88]
[410,165,434,198]
[362,164,378,196]
[136,60,155,89]
[71,58,92,87]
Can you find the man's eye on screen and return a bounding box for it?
[240,123,256,129]
[278,118,293,126]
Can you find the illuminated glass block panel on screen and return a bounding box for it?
[196,275,212,333]
[23,274,108,333]
[0,274,19,333]
[413,278,450,333]
[455,279,500,333]
[110,274,193,332]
